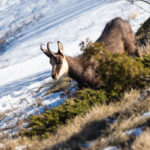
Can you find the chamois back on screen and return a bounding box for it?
[96,17,138,56]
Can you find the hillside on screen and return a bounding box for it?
[0,0,149,149]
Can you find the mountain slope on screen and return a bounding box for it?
[0,0,149,140]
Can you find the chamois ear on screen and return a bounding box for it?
[57,41,65,56]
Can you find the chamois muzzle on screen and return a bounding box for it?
[52,74,57,79]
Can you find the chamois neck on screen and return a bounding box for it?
[66,55,85,76]
[65,55,88,88]
[65,55,102,89]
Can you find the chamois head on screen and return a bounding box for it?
[40,41,69,79]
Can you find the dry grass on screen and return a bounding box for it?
[139,41,150,55]
[129,13,139,20]
[1,89,150,150]
[91,90,150,150]
[0,104,120,150]
[132,129,150,150]
[0,90,141,150]
[45,77,72,95]
[136,34,150,56]
[35,76,73,97]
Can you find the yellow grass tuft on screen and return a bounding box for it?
[132,129,150,150]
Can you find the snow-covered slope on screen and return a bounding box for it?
[0,0,149,138]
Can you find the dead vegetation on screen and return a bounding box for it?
[35,76,73,97]
[132,128,150,150]
[1,89,149,150]
[138,40,150,55]
[0,20,31,55]
[91,94,150,150]
[136,17,150,55]
[45,77,73,96]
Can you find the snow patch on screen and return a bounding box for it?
[142,112,150,119]
[0,143,4,148]
[103,146,118,150]
[124,127,144,136]
[80,140,97,148]
[15,145,27,150]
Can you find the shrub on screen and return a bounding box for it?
[24,89,107,138]
[84,42,150,99]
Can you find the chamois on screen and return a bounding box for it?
[40,17,140,89]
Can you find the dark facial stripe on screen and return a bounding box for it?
[52,64,62,78]
[56,64,62,76]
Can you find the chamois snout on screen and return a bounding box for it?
[52,74,57,79]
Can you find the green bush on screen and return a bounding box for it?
[84,42,150,99]
[24,89,107,138]
[138,54,150,68]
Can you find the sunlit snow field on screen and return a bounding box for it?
[0,0,149,138]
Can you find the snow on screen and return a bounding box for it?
[142,112,150,119]
[103,146,118,150]
[124,127,144,136]
[15,144,31,150]
[0,0,149,138]
[105,117,115,123]
[80,140,97,148]
[15,145,27,150]
[0,143,4,148]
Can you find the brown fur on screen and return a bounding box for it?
[66,55,102,88]
[41,17,141,89]
[65,17,140,88]
[96,17,140,56]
